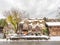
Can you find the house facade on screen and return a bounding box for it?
[46,22,60,36]
[19,19,46,36]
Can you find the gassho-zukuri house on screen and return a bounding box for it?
[46,22,60,36]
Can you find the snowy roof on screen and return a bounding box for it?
[20,21,24,24]
[46,22,60,26]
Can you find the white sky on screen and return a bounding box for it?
[0,0,60,19]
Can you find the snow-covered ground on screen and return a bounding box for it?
[0,36,60,41]
[49,36,60,41]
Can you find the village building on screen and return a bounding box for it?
[46,22,60,36]
[19,18,46,36]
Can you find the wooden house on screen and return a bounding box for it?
[46,22,60,36]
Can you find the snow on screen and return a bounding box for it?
[49,36,60,41]
[46,22,60,26]
[0,36,60,41]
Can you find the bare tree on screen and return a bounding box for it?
[56,7,60,19]
[3,8,23,33]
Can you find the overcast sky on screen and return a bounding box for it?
[0,0,60,19]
